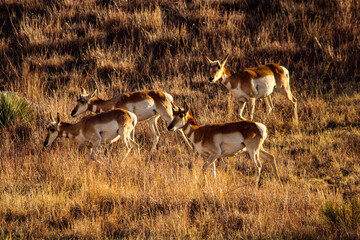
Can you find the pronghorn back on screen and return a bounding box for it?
[81,109,133,125]
[114,90,171,106]
[264,63,289,88]
[195,121,262,142]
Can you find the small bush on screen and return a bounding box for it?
[0,92,32,129]
[321,197,360,238]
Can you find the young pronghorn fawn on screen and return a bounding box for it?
[44,110,139,160]
[206,56,298,123]
[70,89,191,151]
[167,102,281,187]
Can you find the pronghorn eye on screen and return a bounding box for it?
[79,100,86,104]
[50,128,55,132]
[179,114,184,118]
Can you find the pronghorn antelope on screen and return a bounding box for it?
[70,89,190,151]
[167,102,281,187]
[44,110,139,159]
[206,56,298,123]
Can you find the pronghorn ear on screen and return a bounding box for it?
[81,87,88,95]
[50,113,55,122]
[222,55,228,68]
[56,112,60,124]
[171,102,179,112]
[90,89,97,98]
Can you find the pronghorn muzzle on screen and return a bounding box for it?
[71,109,77,117]
[167,123,175,131]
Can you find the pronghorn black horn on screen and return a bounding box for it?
[205,56,213,63]
[56,112,60,123]
[184,102,190,112]
[91,89,97,98]
[222,55,229,67]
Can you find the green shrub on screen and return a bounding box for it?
[321,197,360,238]
[0,92,32,129]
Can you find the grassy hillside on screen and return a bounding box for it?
[1,0,359,238]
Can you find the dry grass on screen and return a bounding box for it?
[1,0,360,238]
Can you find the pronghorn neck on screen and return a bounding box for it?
[220,67,233,87]
[181,113,199,141]
[59,122,79,138]
[89,97,111,113]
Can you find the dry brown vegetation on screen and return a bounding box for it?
[1,0,360,239]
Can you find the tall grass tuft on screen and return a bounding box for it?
[321,197,360,238]
[0,92,32,129]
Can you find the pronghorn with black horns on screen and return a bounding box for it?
[44,110,139,160]
[167,102,281,187]
[70,88,191,151]
[206,56,298,123]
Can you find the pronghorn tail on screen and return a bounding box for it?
[280,66,290,83]
[255,122,268,141]
[128,111,138,127]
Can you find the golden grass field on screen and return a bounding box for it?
[1,0,359,239]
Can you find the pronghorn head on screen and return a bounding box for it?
[71,88,97,117]
[206,55,228,83]
[44,113,61,147]
[168,102,190,131]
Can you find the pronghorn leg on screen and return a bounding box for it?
[264,96,273,120]
[259,149,282,186]
[268,95,274,109]
[128,138,140,160]
[119,128,133,161]
[280,86,298,124]
[202,153,220,179]
[121,139,133,162]
[248,98,256,120]
[89,138,101,161]
[131,129,135,141]
[211,162,216,179]
[247,148,262,187]
[179,129,193,151]
[238,101,246,120]
[148,115,161,152]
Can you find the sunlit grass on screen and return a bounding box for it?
[0,0,359,238]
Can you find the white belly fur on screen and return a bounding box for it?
[94,120,120,143]
[125,100,157,121]
[253,76,276,99]
[230,88,249,101]
[215,132,245,156]
[195,132,245,157]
